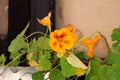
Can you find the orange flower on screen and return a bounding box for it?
[66,25,77,44]
[80,34,100,58]
[66,25,75,32]
[37,12,51,32]
[49,26,77,57]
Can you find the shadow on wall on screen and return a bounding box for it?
[0,34,7,54]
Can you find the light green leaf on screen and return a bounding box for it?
[49,69,66,80]
[32,71,44,80]
[39,54,51,71]
[44,51,51,59]
[10,59,20,66]
[29,39,38,54]
[8,23,29,53]
[60,56,76,78]
[0,54,6,65]
[37,36,50,50]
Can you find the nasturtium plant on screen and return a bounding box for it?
[2,12,120,80]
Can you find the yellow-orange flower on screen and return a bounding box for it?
[80,34,100,58]
[49,26,77,57]
[37,12,51,32]
[66,25,77,44]
[76,68,86,76]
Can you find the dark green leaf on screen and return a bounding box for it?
[86,59,110,80]
[107,63,120,80]
[32,71,44,80]
[111,27,120,41]
[112,41,120,52]
[107,52,120,64]
[49,69,66,80]
[75,50,85,59]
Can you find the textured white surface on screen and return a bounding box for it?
[0,67,36,80]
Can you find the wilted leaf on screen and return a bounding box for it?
[66,53,87,69]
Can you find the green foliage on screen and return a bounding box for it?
[75,50,85,59]
[2,17,120,80]
[49,69,66,80]
[29,39,38,54]
[86,59,110,80]
[111,27,120,52]
[107,63,120,80]
[39,54,51,71]
[7,23,29,66]
[32,71,44,80]
[86,51,120,80]
[37,36,50,50]
[107,51,120,64]
[8,23,29,53]
[111,27,120,41]
[60,56,76,78]
[0,54,6,65]
[44,51,51,59]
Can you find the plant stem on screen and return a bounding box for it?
[91,31,111,52]
[97,32,111,52]
[6,52,27,66]
[26,31,48,39]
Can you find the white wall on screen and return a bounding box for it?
[0,0,8,34]
[56,0,120,57]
